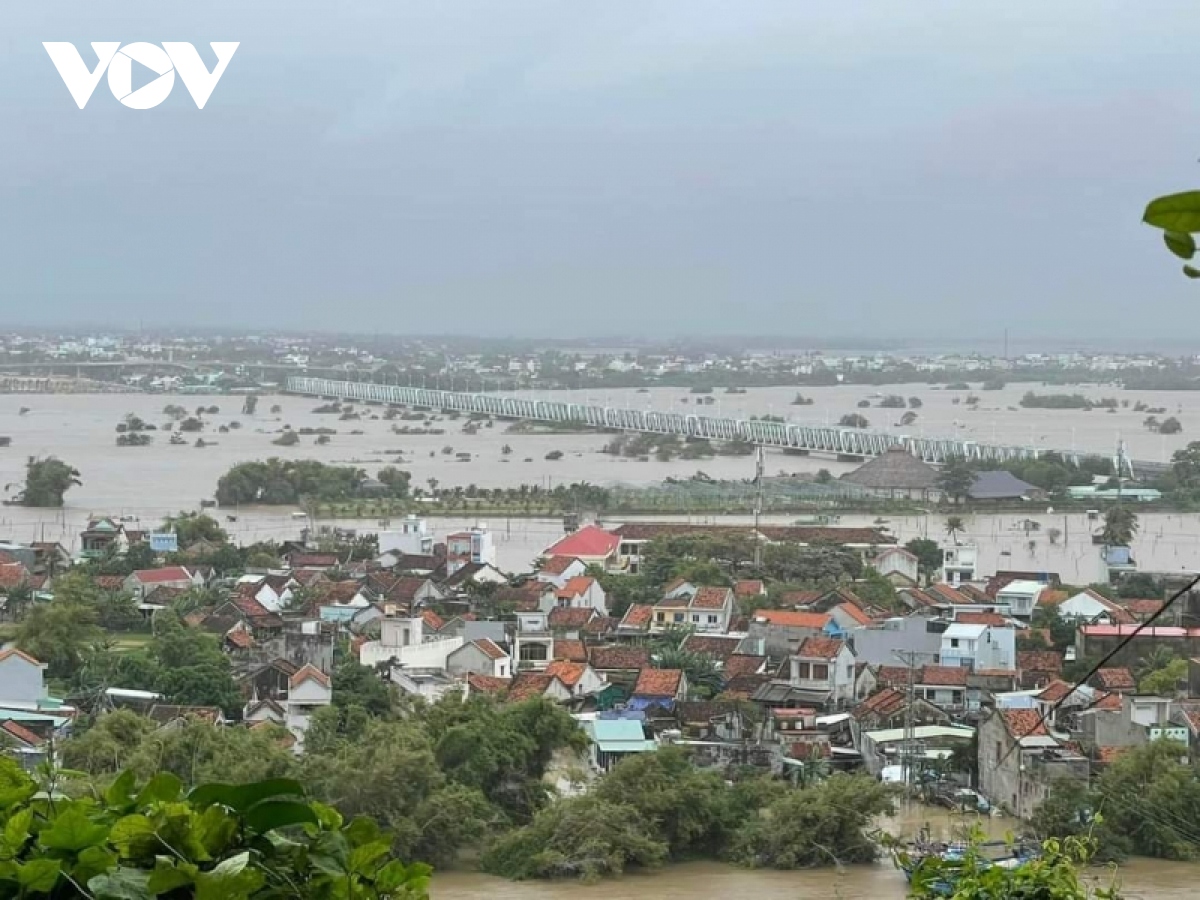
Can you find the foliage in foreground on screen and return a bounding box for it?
[481,751,894,882]
[906,834,1121,900]
[0,758,429,899]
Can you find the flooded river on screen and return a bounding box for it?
[431,806,1194,899]
[1,388,1200,582]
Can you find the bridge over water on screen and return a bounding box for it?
[284,375,1149,475]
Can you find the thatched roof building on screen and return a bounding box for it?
[840,447,941,499]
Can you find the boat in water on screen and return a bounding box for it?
[893,833,1040,895]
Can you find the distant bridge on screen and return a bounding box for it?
[285,376,1148,474]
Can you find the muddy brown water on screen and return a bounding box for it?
[432,807,1195,898]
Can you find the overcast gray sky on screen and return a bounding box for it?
[4,1,1200,343]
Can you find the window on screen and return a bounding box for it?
[794,662,810,679]
[692,614,701,623]
[519,643,548,662]
[950,638,959,648]
[673,613,684,623]
[812,663,829,680]
[952,691,964,705]
[656,612,665,623]
[995,741,1002,761]
[707,615,718,624]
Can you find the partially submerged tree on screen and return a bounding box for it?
[9,455,81,507]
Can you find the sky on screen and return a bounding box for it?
[4,1,1200,344]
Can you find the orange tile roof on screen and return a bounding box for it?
[680,634,741,660]
[1039,589,1068,607]
[589,646,650,670]
[734,580,765,597]
[753,609,830,629]
[692,586,732,610]
[1002,708,1048,738]
[633,668,683,698]
[508,672,560,701]
[0,648,43,667]
[919,665,969,687]
[289,664,331,690]
[0,563,32,589]
[0,720,44,747]
[1018,650,1063,674]
[466,673,511,696]
[796,637,844,659]
[548,607,596,629]
[1094,668,1136,690]
[545,660,588,687]
[473,639,509,661]
[722,654,765,677]
[1037,680,1076,703]
[834,602,873,626]
[1092,692,1124,711]
[1123,598,1164,617]
[874,665,914,688]
[853,687,908,720]
[553,639,588,663]
[540,556,582,575]
[956,612,1009,627]
[422,609,445,632]
[974,668,1017,679]
[556,576,597,599]
[619,604,654,630]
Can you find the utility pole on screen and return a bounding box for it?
[893,649,939,795]
[753,445,765,570]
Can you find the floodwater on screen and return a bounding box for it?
[0,389,1199,582]
[431,805,1195,898]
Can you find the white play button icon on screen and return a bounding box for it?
[106,42,175,109]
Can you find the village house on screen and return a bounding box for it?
[544,660,607,699]
[914,665,970,712]
[512,611,554,670]
[0,649,47,707]
[234,574,297,613]
[839,446,942,501]
[873,547,920,586]
[994,580,1045,621]
[748,609,833,657]
[444,525,497,576]
[542,525,620,570]
[788,637,856,708]
[587,646,650,692]
[978,708,1089,820]
[631,668,688,708]
[550,576,609,616]
[940,622,1015,671]
[445,638,513,679]
[358,615,464,670]
[1057,588,1134,625]
[509,671,572,703]
[536,556,588,588]
[852,686,951,734]
[284,664,332,754]
[125,566,201,600]
[850,616,945,667]
[547,606,598,639]
[79,518,135,559]
[616,603,654,638]
[577,714,655,772]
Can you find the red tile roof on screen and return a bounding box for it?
[589,646,650,670]
[0,720,44,747]
[1122,598,1164,617]
[853,687,908,720]
[633,668,684,698]
[545,525,619,559]
[778,590,823,608]
[584,616,617,635]
[1094,668,1136,691]
[508,672,560,701]
[422,609,445,632]
[796,637,844,659]
[466,673,510,696]
[545,660,588,687]
[1017,650,1063,674]
[927,584,970,604]
[225,630,254,650]
[0,648,43,667]
[289,664,331,689]
[956,612,1009,627]
[556,576,597,599]
[874,665,914,688]
[619,604,654,630]
[132,566,193,584]
[723,654,766,677]
[681,634,741,661]
[835,602,873,626]
[691,586,732,610]
[1096,745,1129,764]
[753,609,830,629]
[734,580,765,597]
[548,607,597,629]
[93,575,128,591]
[1001,709,1048,738]
[0,563,31,589]
[553,639,588,663]
[540,556,581,575]
[919,665,970,687]
[1037,680,1076,703]
[473,639,509,661]
[1091,692,1124,711]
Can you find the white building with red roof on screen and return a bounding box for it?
[124,566,202,599]
[543,525,620,569]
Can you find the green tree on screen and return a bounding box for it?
[1100,505,1138,546]
[16,598,101,679]
[936,458,975,505]
[904,538,943,585]
[1097,739,1200,860]
[61,709,159,775]
[652,648,723,699]
[9,455,81,507]
[163,511,229,546]
[944,515,966,544]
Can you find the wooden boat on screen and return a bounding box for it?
[894,836,1039,895]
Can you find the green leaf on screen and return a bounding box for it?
[194,853,263,900]
[17,858,61,892]
[72,845,118,884]
[39,805,110,852]
[194,806,238,857]
[344,816,383,848]
[1145,191,1200,232]
[106,771,138,808]
[243,799,319,835]
[136,773,182,807]
[1184,265,1200,279]
[348,840,390,876]
[109,815,158,859]
[373,860,409,892]
[89,866,153,900]
[188,779,304,813]
[4,807,33,849]
[309,801,343,831]
[1165,230,1197,259]
[146,860,195,895]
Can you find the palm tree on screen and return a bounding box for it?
[944,516,966,545]
[653,646,723,699]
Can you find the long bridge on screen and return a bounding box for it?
[285,375,1147,474]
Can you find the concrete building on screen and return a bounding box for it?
[850,616,945,667]
[978,708,1088,820]
[378,515,434,557]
